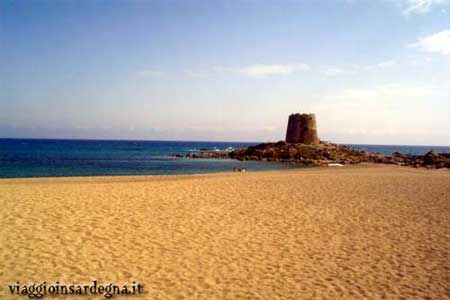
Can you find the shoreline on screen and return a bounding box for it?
[2,139,450,180]
[0,163,445,184]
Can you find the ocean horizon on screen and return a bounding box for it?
[1,138,449,179]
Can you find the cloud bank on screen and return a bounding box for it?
[219,64,310,78]
[409,30,450,55]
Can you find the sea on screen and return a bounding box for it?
[1,138,449,178]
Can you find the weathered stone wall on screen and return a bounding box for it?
[285,114,301,143]
[299,113,320,144]
[285,113,319,144]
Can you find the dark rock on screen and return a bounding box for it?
[423,151,440,165]
[172,143,450,169]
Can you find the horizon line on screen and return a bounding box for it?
[1,137,449,148]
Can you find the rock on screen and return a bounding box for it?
[275,141,287,147]
[173,143,450,169]
[423,151,440,165]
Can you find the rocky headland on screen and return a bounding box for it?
[174,141,450,169]
[174,112,449,169]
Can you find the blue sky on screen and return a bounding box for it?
[1,0,449,145]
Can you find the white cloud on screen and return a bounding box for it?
[409,30,450,55]
[149,60,397,79]
[219,63,309,78]
[337,83,437,99]
[363,60,397,70]
[321,67,350,77]
[320,60,396,76]
[220,60,397,79]
[183,69,209,77]
[311,83,445,144]
[138,69,163,77]
[400,0,449,15]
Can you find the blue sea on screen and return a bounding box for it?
[1,139,449,178]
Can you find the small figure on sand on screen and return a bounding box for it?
[233,167,247,172]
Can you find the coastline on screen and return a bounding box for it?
[2,139,450,179]
[1,165,449,299]
[0,162,426,183]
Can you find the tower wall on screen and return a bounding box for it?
[285,113,319,144]
[285,114,301,143]
[298,113,319,144]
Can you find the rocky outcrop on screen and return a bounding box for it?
[174,151,229,159]
[229,141,379,166]
[174,142,450,169]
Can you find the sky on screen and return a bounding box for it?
[1,0,449,145]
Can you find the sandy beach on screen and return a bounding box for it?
[1,164,449,300]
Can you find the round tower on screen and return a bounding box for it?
[285,113,302,143]
[298,113,319,144]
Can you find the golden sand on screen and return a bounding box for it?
[1,165,449,299]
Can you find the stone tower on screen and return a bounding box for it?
[285,113,320,144]
[285,114,302,143]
